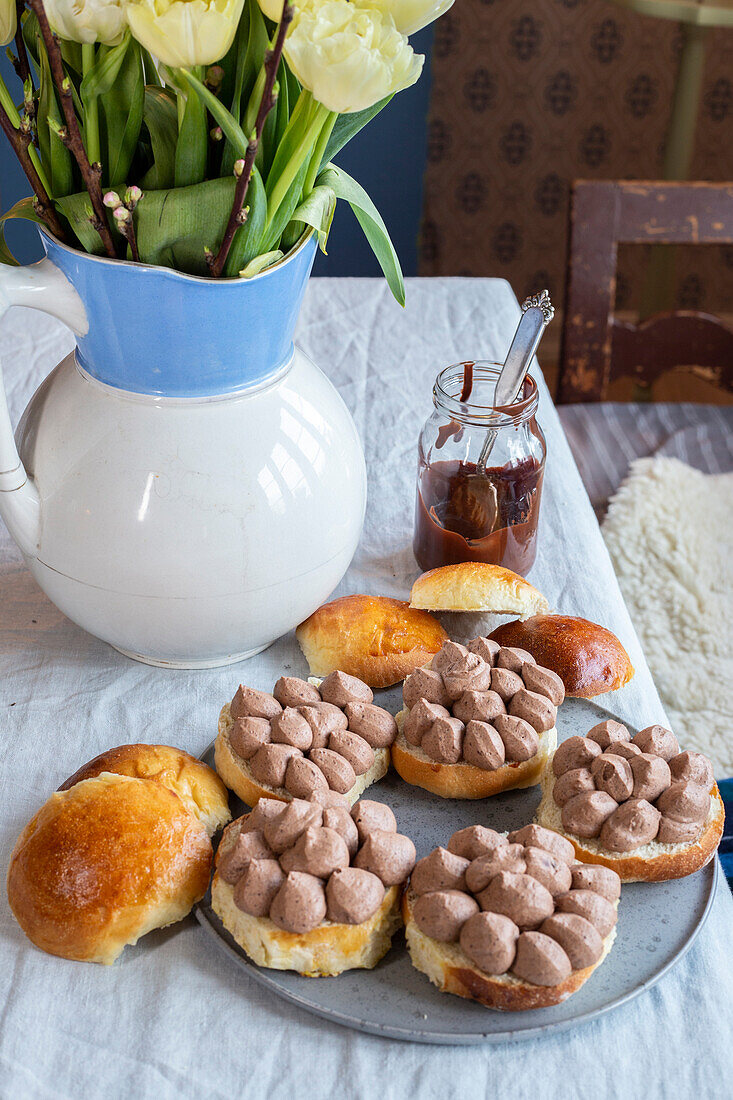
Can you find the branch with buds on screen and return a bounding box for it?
[0,98,66,240]
[28,0,117,258]
[208,0,294,278]
[104,187,142,263]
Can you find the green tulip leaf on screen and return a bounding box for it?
[101,39,145,187]
[262,154,310,253]
[223,165,267,277]
[80,35,130,101]
[140,87,178,191]
[175,68,249,160]
[38,39,74,198]
[174,82,208,188]
[0,197,46,266]
[317,163,404,306]
[56,192,108,254]
[285,184,335,254]
[239,250,283,277]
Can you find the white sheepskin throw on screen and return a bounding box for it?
[602,457,733,778]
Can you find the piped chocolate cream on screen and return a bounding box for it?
[410,824,620,986]
[226,673,397,799]
[221,796,416,934]
[401,638,564,770]
[551,721,714,852]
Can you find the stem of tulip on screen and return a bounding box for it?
[82,44,101,167]
[302,111,336,197]
[265,102,330,229]
[28,0,116,258]
[209,0,294,277]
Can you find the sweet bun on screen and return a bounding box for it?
[403,825,619,1010]
[7,774,212,964]
[489,616,634,698]
[392,713,556,799]
[402,890,616,1011]
[59,743,231,836]
[296,595,448,688]
[211,799,413,975]
[409,563,549,618]
[535,761,724,882]
[215,702,389,808]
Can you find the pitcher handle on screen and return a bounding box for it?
[0,257,87,555]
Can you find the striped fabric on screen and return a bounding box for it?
[558,402,733,520]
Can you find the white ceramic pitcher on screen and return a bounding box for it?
[0,229,366,667]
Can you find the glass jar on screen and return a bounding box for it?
[413,361,547,576]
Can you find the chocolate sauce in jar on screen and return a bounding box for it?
[413,456,544,576]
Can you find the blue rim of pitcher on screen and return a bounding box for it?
[38,224,316,284]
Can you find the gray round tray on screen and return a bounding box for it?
[195,694,717,1044]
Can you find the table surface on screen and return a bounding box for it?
[1,277,731,1098]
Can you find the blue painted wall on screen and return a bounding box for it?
[0,28,433,274]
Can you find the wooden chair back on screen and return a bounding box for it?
[558,180,733,403]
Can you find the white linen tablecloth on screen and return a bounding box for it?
[1,277,731,1099]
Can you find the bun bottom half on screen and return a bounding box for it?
[391,710,556,799]
[214,704,389,808]
[534,767,724,882]
[211,875,401,976]
[402,889,616,1011]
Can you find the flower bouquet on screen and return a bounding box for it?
[0,0,452,302]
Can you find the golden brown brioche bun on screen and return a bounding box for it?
[409,562,549,618]
[59,743,231,836]
[534,766,724,882]
[296,594,448,688]
[402,888,617,1011]
[7,774,212,964]
[215,703,389,808]
[391,710,556,799]
[211,818,401,976]
[490,615,634,698]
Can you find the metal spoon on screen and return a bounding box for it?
[476,289,555,472]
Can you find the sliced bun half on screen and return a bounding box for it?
[211,814,401,976]
[534,765,724,882]
[402,889,616,1011]
[391,710,555,799]
[409,562,549,618]
[215,704,389,808]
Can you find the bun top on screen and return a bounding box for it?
[296,594,449,689]
[59,742,231,836]
[225,673,398,799]
[7,774,212,964]
[216,795,416,933]
[410,823,620,987]
[489,615,634,698]
[409,562,549,618]
[401,637,565,770]
[552,720,715,851]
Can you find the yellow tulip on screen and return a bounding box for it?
[284,0,423,114]
[126,0,245,67]
[360,0,454,36]
[256,0,285,19]
[42,0,128,45]
[0,0,16,47]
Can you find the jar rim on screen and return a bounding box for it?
[433,361,540,426]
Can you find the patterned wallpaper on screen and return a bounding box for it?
[420,0,733,313]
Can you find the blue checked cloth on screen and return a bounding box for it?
[720,779,733,889]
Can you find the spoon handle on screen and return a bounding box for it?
[477,290,554,472]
